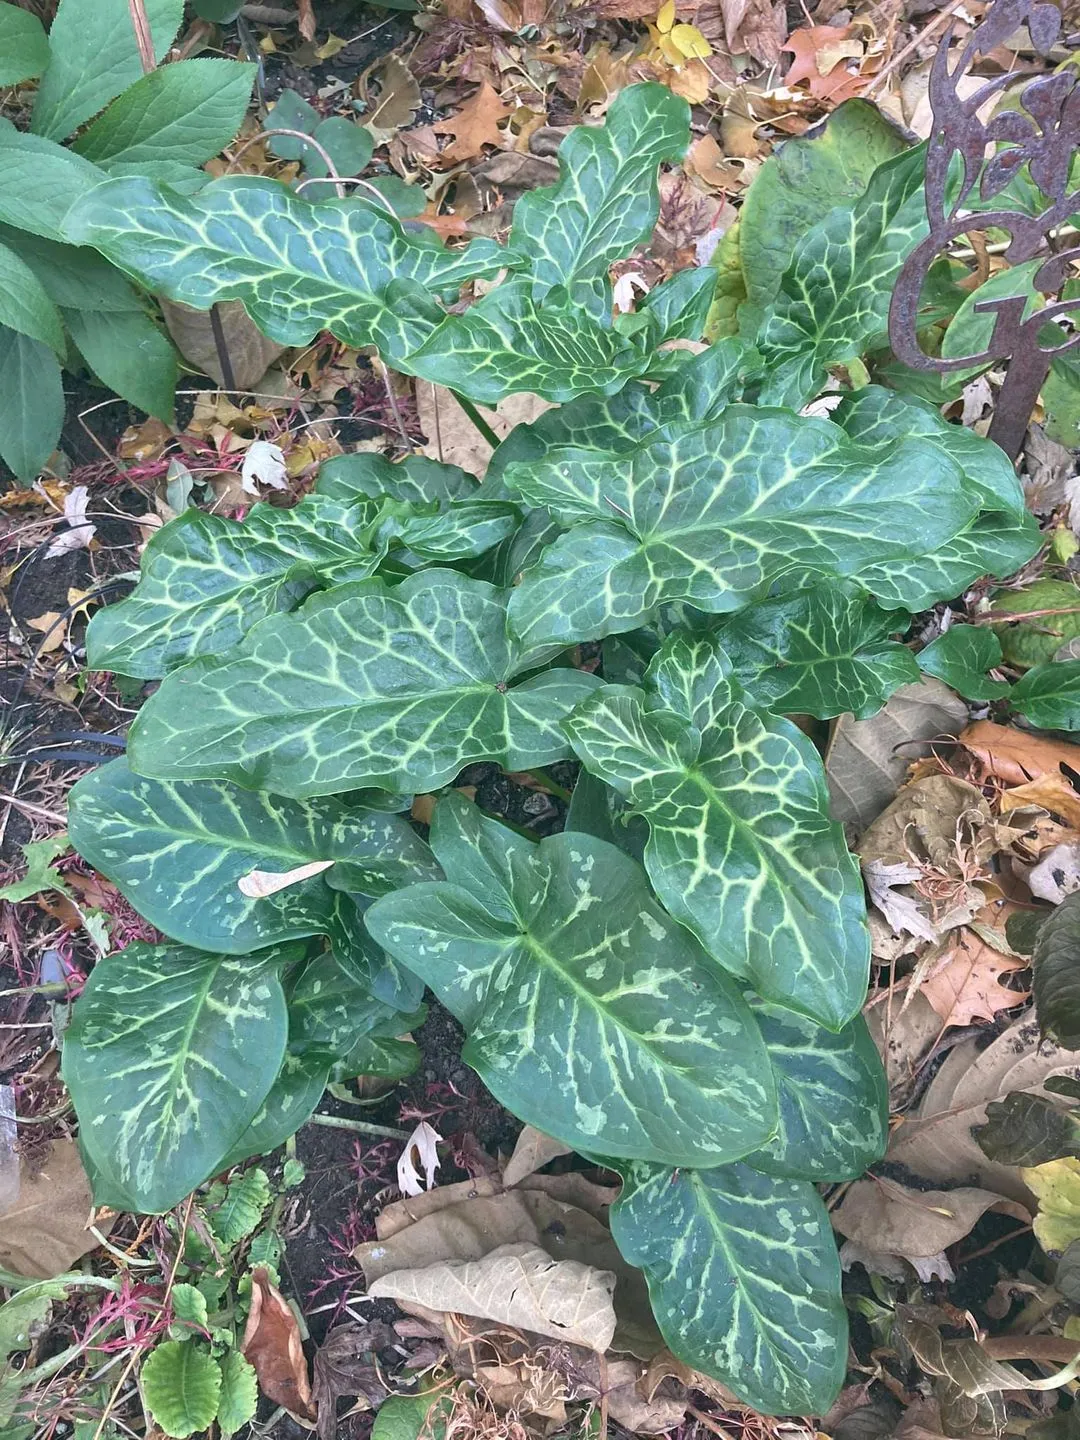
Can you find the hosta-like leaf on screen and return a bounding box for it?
[288,949,424,1080]
[65,176,511,367]
[366,796,776,1166]
[505,404,974,652]
[217,1050,328,1171]
[1034,891,1080,1049]
[0,128,105,243]
[63,941,294,1212]
[140,1341,221,1440]
[756,147,929,409]
[67,757,439,953]
[0,3,49,87]
[564,635,868,1028]
[128,570,603,797]
[406,279,653,405]
[716,581,917,721]
[747,1001,888,1179]
[917,625,1009,701]
[1012,662,1080,730]
[609,1162,846,1415]
[507,82,689,308]
[87,495,389,678]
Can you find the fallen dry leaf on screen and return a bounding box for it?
[159,299,286,391]
[959,721,1080,786]
[606,1358,689,1433]
[1001,772,1080,830]
[834,1176,1028,1260]
[241,440,288,495]
[237,859,335,898]
[415,383,551,475]
[1025,842,1080,903]
[503,1127,573,1188]
[312,1322,393,1440]
[433,83,512,165]
[370,1242,618,1351]
[297,0,315,40]
[783,24,869,102]
[363,57,420,144]
[242,1267,317,1422]
[398,1120,442,1198]
[0,1139,112,1279]
[46,486,95,558]
[26,611,66,654]
[921,929,1029,1027]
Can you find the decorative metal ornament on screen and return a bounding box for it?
[887,0,1080,459]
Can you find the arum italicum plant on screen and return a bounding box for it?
[54,82,1043,1413]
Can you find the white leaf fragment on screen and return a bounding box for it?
[240,440,288,495]
[397,1120,442,1197]
[237,859,334,897]
[46,486,96,558]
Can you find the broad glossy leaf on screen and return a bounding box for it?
[609,1162,846,1415]
[0,3,49,86]
[757,147,929,409]
[32,0,183,141]
[366,795,776,1166]
[1012,662,1080,730]
[66,176,512,367]
[63,306,177,423]
[0,325,64,483]
[217,1050,329,1171]
[976,1092,1080,1167]
[86,494,391,677]
[747,1001,888,1179]
[505,406,976,649]
[508,82,689,308]
[0,128,104,243]
[0,241,64,354]
[1034,891,1080,1049]
[564,635,869,1028]
[62,941,294,1212]
[68,756,439,953]
[128,571,603,796]
[73,60,256,179]
[736,98,907,326]
[716,581,917,721]
[917,625,1009,702]
[317,450,476,503]
[406,279,653,405]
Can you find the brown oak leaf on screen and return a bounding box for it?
[433,83,512,166]
[921,928,1029,1028]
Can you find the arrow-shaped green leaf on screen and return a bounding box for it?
[365,795,777,1167]
[564,634,868,1028]
[128,570,603,796]
[609,1161,847,1415]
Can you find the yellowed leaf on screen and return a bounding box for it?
[960,721,1080,787]
[1022,1157,1080,1253]
[656,0,677,29]
[669,21,711,56]
[1001,772,1080,830]
[26,612,65,653]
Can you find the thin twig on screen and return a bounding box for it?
[226,129,345,198]
[127,0,156,73]
[310,1113,410,1139]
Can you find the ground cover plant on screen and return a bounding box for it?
[35,69,1080,1421]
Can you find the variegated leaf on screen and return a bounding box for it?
[288,950,423,1081]
[316,451,477,503]
[504,404,976,657]
[507,82,689,309]
[564,634,868,1029]
[747,1000,888,1180]
[609,1162,846,1415]
[365,795,777,1167]
[67,756,439,953]
[65,175,511,366]
[218,1050,329,1172]
[128,571,603,796]
[756,147,929,409]
[716,581,918,721]
[62,941,294,1212]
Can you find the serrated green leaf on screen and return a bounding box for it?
[0,836,70,903]
[917,625,1009,701]
[32,0,183,141]
[68,756,440,953]
[1034,891,1080,1050]
[756,147,929,408]
[85,494,393,677]
[609,1162,846,1415]
[169,1284,209,1331]
[62,941,295,1212]
[217,1051,328,1171]
[1012,662,1080,730]
[371,1391,450,1440]
[407,279,653,405]
[0,1287,59,1358]
[747,1001,887,1180]
[976,1092,1080,1166]
[127,571,604,797]
[716,581,917,721]
[0,226,144,313]
[0,242,65,354]
[65,176,511,367]
[63,306,177,423]
[0,324,64,483]
[73,61,255,179]
[366,795,776,1167]
[564,634,868,1029]
[140,1342,221,1440]
[0,3,49,85]
[737,98,907,324]
[216,1351,257,1438]
[507,83,689,307]
[209,1167,271,1246]
[0,129,105,242]
[504,405,977,650]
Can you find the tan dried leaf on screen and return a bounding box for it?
[415,383,551,476]
[503,1127,573,1187]
[159,299,286,391]
[432,82,511,165]
[369,1241,617,1351]
[0,1139,111,1279]
[363,57,420,144]
[397,1120,442,1198]
[959,721,1080,787]
[241,1267,316,1422]
[833,1177,1028,1259]
[237,859,334,898]
[920,929,1029,1028]
[1001,772,1080,830]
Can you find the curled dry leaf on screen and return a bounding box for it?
[605,1358,689,1434]
[833,1176,1028,1260]
[920,928,1030,1028]
[237,859,334,898]
[241,1267,316,1423]
[959,721,1080,787]
[503,1127,573,1188]
[1001,772,1080,831]
[397,1120,442,1198]
[159,300,286,391]
[1026,843,1080,904]
[369,1241,618,1352]
[863,859,939,943]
